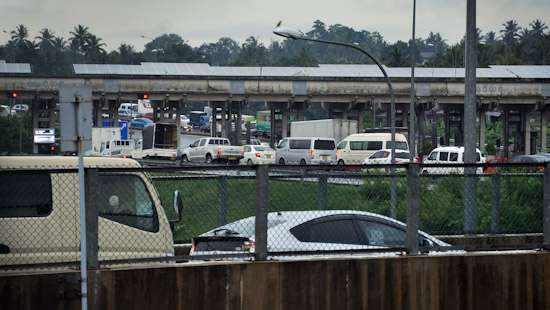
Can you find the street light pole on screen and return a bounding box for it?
[273,25,398,215]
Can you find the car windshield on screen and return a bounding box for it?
[253,146,272,152]
[396,152,410,159]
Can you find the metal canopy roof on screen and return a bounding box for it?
[72,62,550,79]
[0,61,31,74]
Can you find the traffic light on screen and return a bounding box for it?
[7,91,17,99]
[138,93,150,100]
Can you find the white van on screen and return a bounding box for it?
[276,137,336,165]
[118,103,139,119]
[336,133,409,165]
[422,146,486,174]
[0,157,176,267]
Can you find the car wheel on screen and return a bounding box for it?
[205,154,212,164]
[337,159,345,166]
[247,159,253,165]
[300,159,307,165]
[279,158,285,165]
[180,154,189,165]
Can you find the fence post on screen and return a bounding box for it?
[218,176,227,226]
[255,165,269,260]
[406,163,419,255]
[464,166,477,234]
[544,163,550,250]
[318,174,328,210]
[84,168,99,269]
[490,172,501,234]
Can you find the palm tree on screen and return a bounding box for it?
[53,36,66,50]
[69,24,91,54]
[36,28,56,50]
[9,24,31,47]
[500,20,521,46]
[530,19,548,38]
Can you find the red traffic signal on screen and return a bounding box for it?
[138,93,150,100]
[7,91,17,99]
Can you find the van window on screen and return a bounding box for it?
[290,139,310,149]
[337,141,347,150]
[366,141,383,150]
[209,139,216,145]
[199,139,207,146]
[449,152,459,161]
[97,175,159,232]
[476,152,481,162]
[349,141,363,150]
[439,152,449,161]
[314,139,335,150]
[277,139,288,149]
[0,173,53,217]
[386,141,408,150]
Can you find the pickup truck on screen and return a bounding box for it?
[182,137,243,163]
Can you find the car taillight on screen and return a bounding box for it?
[217,146,222,156]
[241,147,245,155]
[242,240,255,253]
[255,152,261,158]
[309,149,315,158]
[190,239,196,255]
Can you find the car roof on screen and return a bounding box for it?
[285,137,335,140]
[430,146,482,153]
[345,133,407,140]
[0,156,141,170]
[375,149,409,153]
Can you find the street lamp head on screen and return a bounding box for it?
[273,23,304,40]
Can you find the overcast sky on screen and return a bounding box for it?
[0,0,548,51]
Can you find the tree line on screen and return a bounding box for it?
[0,19,549,76]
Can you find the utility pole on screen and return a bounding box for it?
[464,0,477,234]
[409,0,417,160]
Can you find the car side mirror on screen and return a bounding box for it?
[170,190,184,230]
[189,144,195,148]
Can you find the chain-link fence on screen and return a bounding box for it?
[1,162,549,271]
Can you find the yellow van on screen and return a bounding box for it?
[0,156,174,267]
[336,133,409,165]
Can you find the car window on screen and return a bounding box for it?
[254,146,268,151]
[449,152,459,161]
[428,151,438,160]
[209,139,216,145]
[97,175,158,232]
[386,141,408,150]
[277,139,288,149]
[292,219,360,245]
[357,220,406,247]
[290,139,310,149]
[349,141,363,150]
[191,139,200,147]
[314,139,335,150]
[337,141,347,150]
[396,152,410,159]
[439,152,449,161]
[367,141,383,150]
[199,139,207,146]
[0,173,53,217]
[476,152,481,162]
[244,146,251,152]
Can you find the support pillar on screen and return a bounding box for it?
[270,106,276,148]
[431,110,438,148]
[444,108,450,145]
[221,101,228,139]
[113,98,120,126]
[371,101,377,128]
[524,111,531,155]
[502,109,509,158]
[542,111,548,153]
[96,98,104,127]
[235,101,242,145]
[281,107,289,138]
[418,106,425,157]
[357,108,365,133]
[176,98,184,153]
[296,104,305,121]
[479,110,486,152]
[32,97,40,154]
[385,103,391,127]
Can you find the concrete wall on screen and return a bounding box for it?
[2,252,550,310]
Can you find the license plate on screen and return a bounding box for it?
[265,154,272,159]
[228,157,237,160]
[321,155,330,160]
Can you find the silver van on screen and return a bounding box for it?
[276,137,336,165]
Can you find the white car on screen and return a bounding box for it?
[180,115,192,131]
[190,210,449,257]
[362,149,411,165]
[10,104,29,114]
[422,146,486,174]
[240,145,276,165]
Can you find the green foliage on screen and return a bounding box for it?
[0,113,33,154]
[1,18,549,75]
